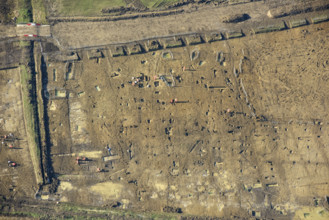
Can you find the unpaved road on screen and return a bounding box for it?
[51,1,269,49]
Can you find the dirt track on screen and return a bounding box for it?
[50,1,269,49]
[0,25,16,39]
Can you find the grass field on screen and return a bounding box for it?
[52,0,181,16]
[60,0,126,16]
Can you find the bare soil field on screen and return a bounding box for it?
[0,0,329,219]
[0,68,37,200]
[49,1,328,50]
[36,22,329,218]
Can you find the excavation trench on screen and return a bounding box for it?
[39,54,57,191]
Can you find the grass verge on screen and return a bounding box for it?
[3,211,46,218]
[16,0,32,23]
[3,202,182,219]
[31,0,48,24]
[19,63,43,185]
[18,41,31,48]
[52,0,182,16]
[60,202,180,219]
[141,0,179,9]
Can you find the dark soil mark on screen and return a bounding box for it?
[0,0,15,24]
[42,42,59,53]
[40,55,57,191]
[223,13,251,23]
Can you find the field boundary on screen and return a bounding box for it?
[46,12,329,56]
[19,63,44,186]
[48,8,184,24]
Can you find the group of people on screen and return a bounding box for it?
[8,161,17,167]
[2,134,18,168]
[130,76,145,86]
[75,145,114,173]
[170,98,178,104]
[75,156,88,165]
[1,133,17,148]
